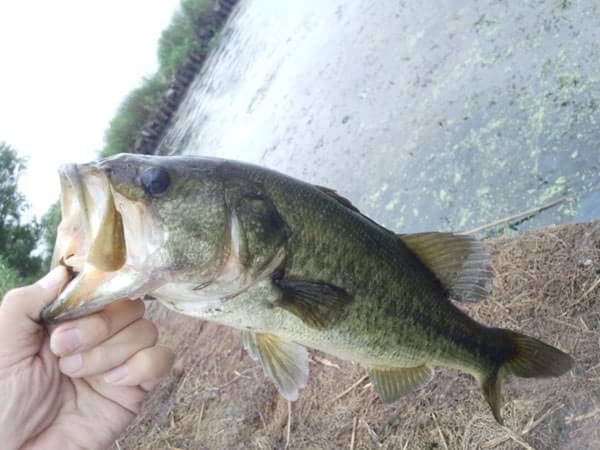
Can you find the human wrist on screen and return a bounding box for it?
[0,385,27,450]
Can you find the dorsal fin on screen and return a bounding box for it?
[315,185,361,213]
[399,232,492,303]
[314,185,492,303]
[315,185,394,233]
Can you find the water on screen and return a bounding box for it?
[157,0,600,236]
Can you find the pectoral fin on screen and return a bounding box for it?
[273,279,353,329]
[367,364,434,403]
[242,331,309,401]
[398,232,492,303]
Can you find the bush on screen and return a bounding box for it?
[101,75,166,157]
[157,0,214,79]
[100,0,217,158]
[0,142,42,279]
[181,0,215,39]
[158,10,196,80]
[0,256,21,300]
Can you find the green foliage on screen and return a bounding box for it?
[157,0,217,82]
[0,141,26,224]
[40,201,61,271]
[159,0,214,79]
[100,0,217,158]
[2,220,42,278]
[0,255,21,299]
[158,11,196,80]
[0,142,42,279]
[101,75,166,157]
[181,0,213,17]
[181,0,215,38]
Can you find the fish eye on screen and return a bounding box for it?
[140,167,170,197]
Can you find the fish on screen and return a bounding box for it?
[42,153,574,424]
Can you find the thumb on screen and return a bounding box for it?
[1,267,68,323]
[0,267,68,361]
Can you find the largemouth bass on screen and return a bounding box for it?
[42,154,573,424]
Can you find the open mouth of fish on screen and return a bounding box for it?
[41,163,155,323]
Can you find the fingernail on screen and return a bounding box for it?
[104,364,129,384]
[39,267,66,290]
[51,328,82,356]
[59,354,82,374]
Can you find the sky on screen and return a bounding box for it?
[0,0,180,219]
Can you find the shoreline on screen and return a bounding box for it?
[100,0,239,158]
[133,0,238,156]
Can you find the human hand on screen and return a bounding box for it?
[0,267,175,450]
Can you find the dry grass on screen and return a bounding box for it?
[112,221,600,449]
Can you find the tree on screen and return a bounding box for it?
[158,0,213,79]
[157,10,195,80]
[0,142,42,280]
[101,75,166,157]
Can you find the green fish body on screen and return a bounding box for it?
[43,155,574,424]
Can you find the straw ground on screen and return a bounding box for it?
[112,221,600,449]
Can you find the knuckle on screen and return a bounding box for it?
[137,319,159,345]
[136,349,157,376]
[114,298,144,318]
[163,349,176,373]
[131,348,174,387]
[131,298,146,317]
[154,348,175,378]
[91,345,110,368]
[141,379,160,392]
[96,309,114,337]
[76,346,106,376]
[130,396,145,413]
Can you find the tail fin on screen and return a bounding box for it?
[481,329,574,424]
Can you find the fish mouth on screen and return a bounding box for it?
[41,163,149,323]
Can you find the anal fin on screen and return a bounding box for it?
[367,364,434,403]
[481,373,503,425]
[242,331,309,401]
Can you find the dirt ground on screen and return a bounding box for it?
[111,221,600,450]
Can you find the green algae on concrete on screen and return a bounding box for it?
[160,0,598,237]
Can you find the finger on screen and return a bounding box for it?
[0,267,68,363]
[0,267,67,325]
[58,318,158,378]
[102,345,175,391]
[83,377,147,415]
[50,298,145,357]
